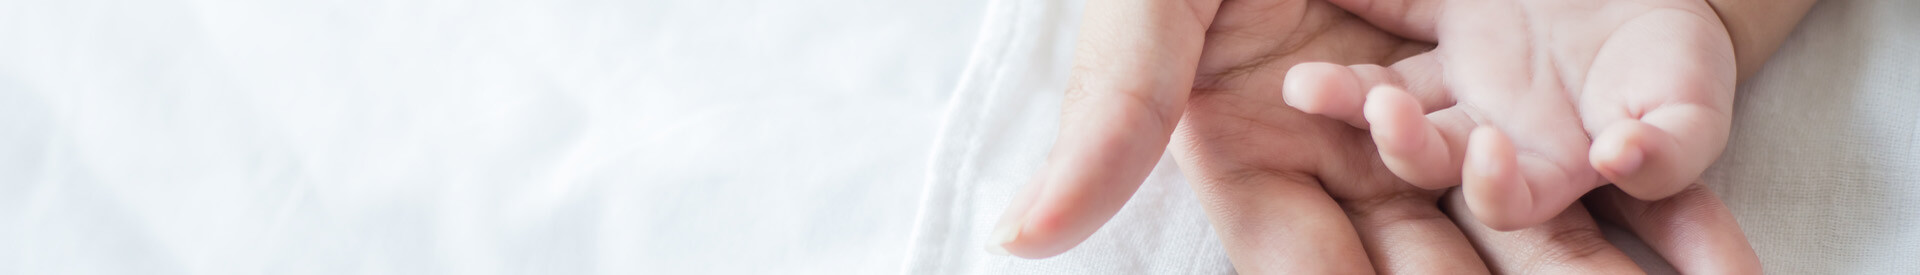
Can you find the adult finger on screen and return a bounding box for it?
[1342,191,1488,274]
[1582,10,1738,200]
[1587,185,1761,274]
[1171,75,1377,272]
[1180,166,1375,273]
[989,0,1225,258]
[1323,0,1441,41]
[1444,189,1644,274]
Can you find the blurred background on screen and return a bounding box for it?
[0,0,982,274]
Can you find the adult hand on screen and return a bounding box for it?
[988,0,1761,272]
[1158,1,1758,271]
[1452,185,1760,274]
[986,0,1436,258]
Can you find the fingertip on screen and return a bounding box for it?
[1005,91,1178,258]
[985,221,1018,256]
[992,201,1083,258]
[992,132,1157,259]
[1363,87,1424,152]
[1591,121,1689,200]
[987,175,1044,258]
[1283,62,1368,127]
[1462,126,1532,231]
[1365,86,1457,189]
[1588,124,1645,182]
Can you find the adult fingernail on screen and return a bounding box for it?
[985,217,1022,256]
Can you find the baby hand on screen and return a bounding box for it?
[1282,0,1737,229]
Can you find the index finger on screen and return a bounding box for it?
[1586,184,1762,274]
[990,0,1224,258]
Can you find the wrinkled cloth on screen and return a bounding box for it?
[0,0,982,274]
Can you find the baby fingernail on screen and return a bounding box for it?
[1611,145,1645,177]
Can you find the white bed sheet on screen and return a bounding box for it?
[5,0,1915,274]
[0,0,983,274]
[906,0,1920,274]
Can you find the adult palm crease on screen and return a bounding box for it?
[988,0,1767,273]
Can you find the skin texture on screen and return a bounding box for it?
[1170,1,1469,270]
[988,0,1769,272]
[1282,0,1744,230]
[1707,0,1821,80]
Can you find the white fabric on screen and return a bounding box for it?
[901,0,1237,274]
[902,0,1233,273]
[1707,0,1920,272]
[0,0,982,274]
[907,0,1920,274]
[3,0,1915,274]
